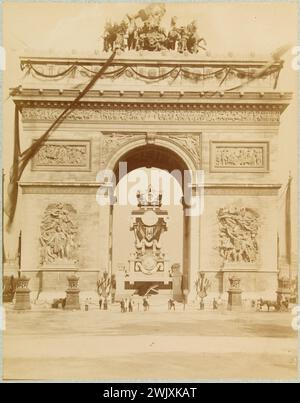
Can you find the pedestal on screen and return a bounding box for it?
[227,275,242,311]
[65,274,80,310]
[14,276,31,310]
[171,264,183,302]
[227,289,243,310]
[115,270,125,301]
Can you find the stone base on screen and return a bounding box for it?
[14,290,31,310]
[227,289,242,310]
[65,290,81,310]
[172,274,183,302]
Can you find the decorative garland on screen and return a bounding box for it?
[21,60,282,88]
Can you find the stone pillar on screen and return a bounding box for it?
[227,275,242,310]
[65,274,80,310]
[171,263,183,302]
[14,276,31,310]
[115,266,126,300]
[182,212,191,291]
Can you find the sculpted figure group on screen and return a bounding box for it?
[103,4,206,54]
[218,207,259,264]
[40,203,79,265]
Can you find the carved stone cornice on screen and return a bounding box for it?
[20,103,283,124]
[20,183,101,194]
[13,91,292,106]
[20,182,281,195]
[19,54,283,67]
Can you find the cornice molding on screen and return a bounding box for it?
[19,54,282,68]
[12,89,292,104]
[20,182,281,196]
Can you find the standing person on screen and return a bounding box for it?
[169,298,175,311]
[143,297,148,311]
[213,298,218,310]
[124,298,127,312]
[146,297,150,311]
[99,297,103,310]
[85,298,89,311]
[128,298,133,312]
[103,298,108,310]
[120,299,125,313]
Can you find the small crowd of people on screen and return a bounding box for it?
[120,296,151,312]
[98,297,108,311]
[120,298,134,313]
[84,297,109,311]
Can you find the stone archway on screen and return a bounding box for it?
[105,138,199,298]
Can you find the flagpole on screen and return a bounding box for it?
[285,172,292,282]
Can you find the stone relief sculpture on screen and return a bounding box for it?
[217,207,259,263]
[215,147,263,168]
[34,143,88,167]
[102,3,206,53]
[168,135,201,165]
[40,203,79,265]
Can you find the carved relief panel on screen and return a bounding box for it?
[39,203,79,267]
[210,141,269,172]
[217,207,259,264]
[32,140,91,171]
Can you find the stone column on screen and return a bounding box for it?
[65,274,80,310]
[14,276,31,310]
[171,263,183,302]
[227,275,242,310]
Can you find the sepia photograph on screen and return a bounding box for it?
[1,1,299,383]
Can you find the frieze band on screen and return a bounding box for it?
[21,106,281,124]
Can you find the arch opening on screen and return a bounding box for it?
[113,144,190,186]
[108,143,193,300]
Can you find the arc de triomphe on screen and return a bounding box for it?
[7,45,292,300]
